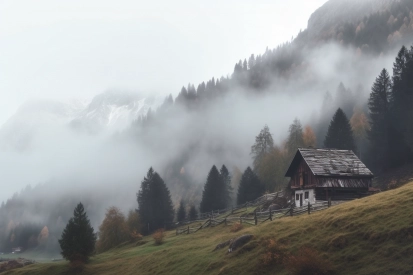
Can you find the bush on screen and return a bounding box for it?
[260,239,289,266]
[284,247,335,275]
[152,229,165,245]
[230,222,243,232]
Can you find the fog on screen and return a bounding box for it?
[0,0,405,256]
[0,0,327,126]
[0,42,398,207]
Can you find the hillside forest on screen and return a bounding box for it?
[1,0,413,256]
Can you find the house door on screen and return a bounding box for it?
[300,194,303,207]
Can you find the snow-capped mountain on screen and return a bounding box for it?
[70,91,164,133]
[0,91,164,151]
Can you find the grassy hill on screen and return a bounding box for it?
[6,182,413,275]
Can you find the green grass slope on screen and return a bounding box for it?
[7,182,413,275]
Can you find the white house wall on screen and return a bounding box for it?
[294,189,316,207]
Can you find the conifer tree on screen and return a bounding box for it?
[367,69,392,172]
[324,108,357,152]
[188,205,198,221]
[200,165,227,213]
[389,45,413,166]
[59,203,96,263]
[137,168,174,235]
[219,165,232,207]
[177,200,186,223]
[237,167,265,205]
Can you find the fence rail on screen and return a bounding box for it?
[176,199,338,236]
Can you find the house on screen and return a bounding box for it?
[285,148,374,207]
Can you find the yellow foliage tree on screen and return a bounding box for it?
[303,126,317,148]
[350,108,370,140]
[257,146,289,192]
[38,226,49,246]
[96,207,130,253]
[127,210,142,241]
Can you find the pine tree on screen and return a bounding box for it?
[324,108,357,152]
[237,167,265,205]
[59,203,96,263]
[219,165,232,207]
[177,200,186,223]
[137,168,174,235]
[367,69,391,172]
[388,45,413,167]
[188,205,198,221]
[251,125,274,171]
[200,165,227,213]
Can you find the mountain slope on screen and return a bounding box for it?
[8,181,413,275]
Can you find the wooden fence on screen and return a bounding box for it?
[176,199,333,235]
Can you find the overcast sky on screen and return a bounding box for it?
[0,0,327,126]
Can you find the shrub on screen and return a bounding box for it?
[130,230,143,241]
[284,247,335,275]
[152,229,165,245]
[260,239,289,266]
[230,222,243,232]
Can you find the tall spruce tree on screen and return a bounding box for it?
[200,165,227,213]
[389,45,413,166]
[219,165,232,207]
[177,200,186,223]
[367,69,392,172]
[324,108,357,152]
[251,125,274,172]
[59,202,96,263]
[237,167,265,205]
[137,167,174,235]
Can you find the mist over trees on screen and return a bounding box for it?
[1,0,413,257]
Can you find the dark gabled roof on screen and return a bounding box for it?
[285,148,374,178]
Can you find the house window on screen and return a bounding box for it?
[305,191,309,199]
[296,194,299,200]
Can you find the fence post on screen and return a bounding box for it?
[269,208,273,221]
[290,204,293,217]
[328,197,331,207]
[254,212,257,225]
[308,201,310,215]
[187,226,189,234]
[176,228,178,235]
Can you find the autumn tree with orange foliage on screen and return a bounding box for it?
[303,126,317,148]
[96,207,130,253]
